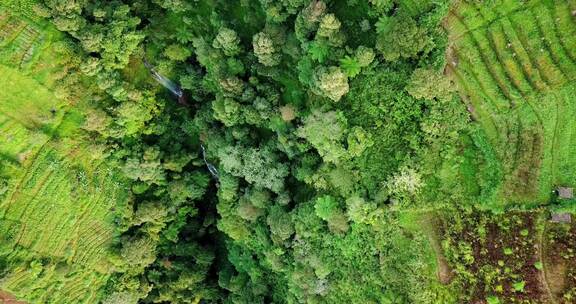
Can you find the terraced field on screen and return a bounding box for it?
[0,8,129,304]
[445,0,576,207]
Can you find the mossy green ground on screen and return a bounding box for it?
[0,7,129,304]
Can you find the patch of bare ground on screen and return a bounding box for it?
[547,261,567,295]
[536,217,558,304]
[0,291,26,304]
[541,220,576,303]
[420,213,454,285]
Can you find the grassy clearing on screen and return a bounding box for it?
[0,7,130,304]
[0,65,64,131]
[445,0,576,208]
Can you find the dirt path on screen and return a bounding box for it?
[536,216,561,304]
[537,215,573,304]
[420,212,454,284]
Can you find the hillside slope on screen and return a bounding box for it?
[0,8,130,303]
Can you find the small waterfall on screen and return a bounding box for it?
[143,59,188,105]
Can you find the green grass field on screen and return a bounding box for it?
[0,8,129,303]
[445,0,576,208]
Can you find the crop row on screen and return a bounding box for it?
[2,146,117,263]
[1,261,110,303]
[450,1,576,108]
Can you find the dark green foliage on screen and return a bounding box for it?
[120,236,157,270]
[297,109,348,164]
[218,144,289,193]
[406,68,454,101]
[267,205,295,241]
[6,0,576,303]
[315,195,349,234]
[27,0,472,303]
[376,15,433,61]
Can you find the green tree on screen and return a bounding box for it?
[123,157,166,185]
[114,100,155,136]
[82,108,111,134]
[164,44,192,61]
[237,200,264,222]
[345,196,377,224]
[308,40,329,63]
[314,195,339,221]
[167,172,209,205]
[212,98,243,126]
[311,66,349,101]
[297,109,347,163]
[369,0,394,14]
[79,29,104,52]
[218,145,289,193]
[101,291,139,304]
[52,15,85,32]
[376,16,432,61]
[316,13,344,46]
[217,215,250,241]
[314,195,349,234]
[79,57,102,76]
[317,13,340,37]
[295,0,327,41]
[253,32,281,66]
[120,236,157,270]
[347,126,374,157]
[388,166,423,197]
[355,46,375,67]
[339,56,362,78]
[218,77,244,97]
[153,0,190,13]
[213,27,241,56]
[406,68,454,101]
[132,201,168,226]
[267,206,294,241]
[174,27,194,44]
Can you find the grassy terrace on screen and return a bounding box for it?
[445,0,576,208]
[0,8,129,303]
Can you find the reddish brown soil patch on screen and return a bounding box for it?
[442,210,546,303]
[0,291,26,304]
[543,222,576,303]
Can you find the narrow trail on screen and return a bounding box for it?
[536,216,557,304]
[550,94,560,184]
[420,212,454,285]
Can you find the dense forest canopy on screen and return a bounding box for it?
[33,1,464,302]
[2,0,576,303]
